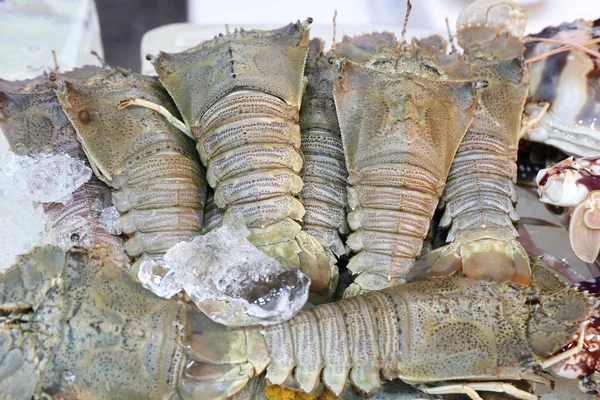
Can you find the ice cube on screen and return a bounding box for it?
[99,206,122,235]
[138,222,310,326]
[137,255,183,299]
[0,152,91,203]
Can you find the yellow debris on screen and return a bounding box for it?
[320,388,342,400]
[264,385,341,400]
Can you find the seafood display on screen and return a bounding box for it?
[332,31,479,294]
[146,20,335,300]
[4,0,600,398]
[53,66,207,266]
[417,0,531,286]
[2,246,596,400]
[523,18,600,157]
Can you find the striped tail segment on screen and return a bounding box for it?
[181,288,405,399]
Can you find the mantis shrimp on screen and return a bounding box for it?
[0,244,597,400]
[132,21,336,300]
[177,260,597,400]
[331,30,480,294]
[415,0,532,286]
[299,38,349,265]
[52,66,207,268]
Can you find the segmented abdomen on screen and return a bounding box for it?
[441,131,519,243]
[345,166,441,288]
[197,90,312,264]
[300,39,349,261]
[111,143,206,257]
[149,21,334,298]
[300,129,348,257]
[440,60,527,247]
[56,73,207,262]
[331,33,479,293]
[44,177,129,264]
[259,289,402,395]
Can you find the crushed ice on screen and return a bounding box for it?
[138,222,310,326]
[43,215,90,250]
[0,151,92,268]
[0,169,46,268]
[99,206,122,235]
[0,152,91,203]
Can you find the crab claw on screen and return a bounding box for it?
[537,157,600,207]
[549,277,600,394]
[537,157,600,262]
[570,191,600,263]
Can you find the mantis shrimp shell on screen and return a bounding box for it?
[0,246,189,399]
[300,38,349,263]
[150,21,335,299]
[416,0,532,286]
[201,189,225,234]
[0,247,594,399]
[332,32,480,293]
[0,71,128,266]
[54,69,206,263]
[182,263,594,400]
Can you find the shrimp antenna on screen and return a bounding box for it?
[525,37,600,65]
[51,50,60,72]
[445,16,457,54]
[332,9,338,52]
[401,0,412,45]
[90,50,108,68]
[225,24,230,35]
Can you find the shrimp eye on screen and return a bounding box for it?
[78,110,91,124]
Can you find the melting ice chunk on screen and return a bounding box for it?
[137,255,183,299]
[138,223,310,326]
[0,152,91,203]
[99,206,122,235]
